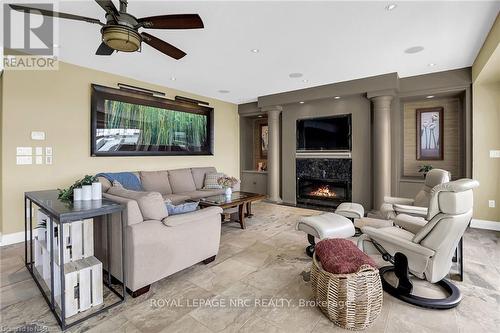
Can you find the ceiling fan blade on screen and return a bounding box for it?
[95,0,119,16]
[141,32,186,60]
[96,42,115,55]
[138,14,204,29]
[9,4,103,25]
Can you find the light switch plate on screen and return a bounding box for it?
[35,147,43,155]
[35,156,43,165]
[31,131,46,140]
[45,147,53,156]
[490,150,500,158]
[45,156,53,165]
[489,200,496,208]
[17,156,33,165]
[16,147,32,155]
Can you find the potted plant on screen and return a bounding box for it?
[217,176,239,198]
[418,165,433,179]
[58,175,97,202]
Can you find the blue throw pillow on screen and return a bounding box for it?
[166,201,199,215]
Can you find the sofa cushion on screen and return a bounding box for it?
[204,172,224,189]
[191,167,217,189]
[168,168,197,193]
[165,201,199,215]
[108,182,168,220]
[140,171,172,194]
[97,176,112,193]
[162,193,191,205]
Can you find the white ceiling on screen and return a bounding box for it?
[17,1,500,103]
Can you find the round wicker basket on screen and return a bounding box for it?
[311,253,383,331]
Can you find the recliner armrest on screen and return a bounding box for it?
[384,196,415,205]
[162,206,223,227]
[393,214,427,234]
[393,204,428,217]
[361,226,435,258]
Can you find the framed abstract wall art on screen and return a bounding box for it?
[259,124,269,158]
[416,107,443,160]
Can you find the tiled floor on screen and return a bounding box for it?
[1,202,499,332]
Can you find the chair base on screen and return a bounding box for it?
[379,266,462,309]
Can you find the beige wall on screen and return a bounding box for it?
[1,62,239,235]
[0,72,3,234]
[403,98,462,178]
[472,80,500,221]
[472,14,500,222]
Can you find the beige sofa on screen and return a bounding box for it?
[95,167,238,296]
[98,167,240,204]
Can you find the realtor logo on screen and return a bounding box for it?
[3,3,58,70]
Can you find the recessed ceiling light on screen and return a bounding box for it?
[428,63,436,67]
[299,101,305,104]
[385,3,397,11]
[218,90,230,94]
[289,72,303,78]
[404,46,424,54]
[302,79,309,83]
[170,76,176,81]
[250,49,259,53]
[426,95,435,99]
[257,115,263,118]
[334,96,341,99]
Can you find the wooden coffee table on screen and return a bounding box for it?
[196,191,266,229]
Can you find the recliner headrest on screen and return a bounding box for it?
[427,179,479,220]
[424,169,451,188]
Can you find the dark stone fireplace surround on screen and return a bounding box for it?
[296,158,352,208]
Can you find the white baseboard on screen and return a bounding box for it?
[0,231,34,247]
[470,219,500,231]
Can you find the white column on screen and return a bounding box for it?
[263,106,283,202]
[371,95,393,209]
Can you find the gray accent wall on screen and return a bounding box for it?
[280,95,372,209]
[239,68,472,211]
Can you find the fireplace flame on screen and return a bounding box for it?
[309,185,337,198]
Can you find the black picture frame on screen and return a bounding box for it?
[416,107,444,160]
[91,84,214,156]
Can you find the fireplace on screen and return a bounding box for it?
[297,177,351,207]
[296,158,352,208]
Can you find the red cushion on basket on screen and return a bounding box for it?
[315,238,377,274]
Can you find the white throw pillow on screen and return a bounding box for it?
[203,172,225,189]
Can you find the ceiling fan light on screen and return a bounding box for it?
[102,26,141,52]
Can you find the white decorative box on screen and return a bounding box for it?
[85,256,103,306]
[54,256,104,318]
[54,261,79,318]
[54,219,94,265]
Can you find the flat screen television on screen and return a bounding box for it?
[296,115,352,151]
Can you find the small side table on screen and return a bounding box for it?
[24,190,125,330]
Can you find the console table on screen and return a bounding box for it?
[24,190,125,330]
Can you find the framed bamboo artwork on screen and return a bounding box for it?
[416,107,444,160]
[91,84,213,156]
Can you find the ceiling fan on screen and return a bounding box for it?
[9,0,204,60]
